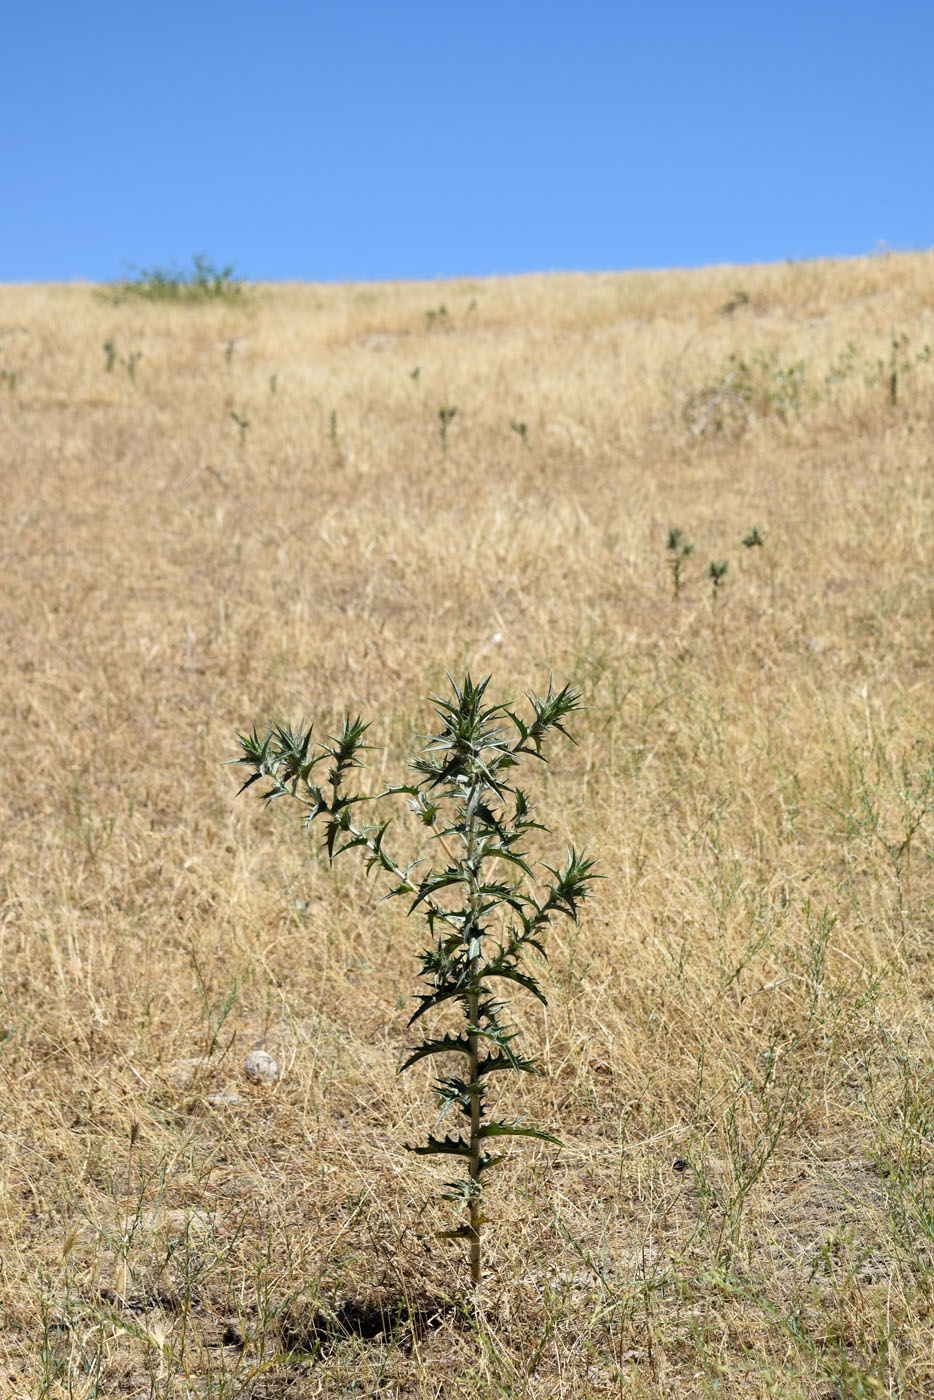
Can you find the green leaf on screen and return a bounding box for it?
[232,724,273,766]
[398,1034,473,1072]
[478,965,547,1004]
[408,984,474,1026]
[409,868,465,911]
[481,846,535,877]
[478,1122,563,1147]
[234,769,265,796]
[434,1075,478,1118]
[477,1051,539,1077]
[327,715,372,758]
[440,1177,481,1204]
[408,1134,473,1158]
[541,847,602,922]
[505,709,529,745]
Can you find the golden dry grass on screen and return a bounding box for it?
[2,252,934,1397]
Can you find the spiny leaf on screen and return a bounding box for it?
[436,1224,482,1241]
[478,1122,563,1147]
[232,724,273,768]
[327,714,372,758]
[408,1134,473,1158]
[440,1177,482,1204]
[515,678,584,756]
[409,868,465,911]
[477,1051,539,1077]
[434,1075,479,1118]
[480,846,535,877]
[478,964,547,1004]
[408,983,474,1026]
[541,847,602,921]
[398,1034,473,1072]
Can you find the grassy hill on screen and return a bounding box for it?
[2,252,933,1397]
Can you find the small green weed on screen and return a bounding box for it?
[884,331,932,406]
[709,560,729,597]
[824,340,861,391]
[685,348,811,438]
[666,527,695,599]
[720,289,750,316]
[439,404,458,455]
[726,348,810,419]
[822,333,932,409]
[229,411,250,447]
[102,340,142,379]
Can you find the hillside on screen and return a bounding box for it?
[2,253,933,1397]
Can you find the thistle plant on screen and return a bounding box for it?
[709,559,729,597]
[742,525,777,610]
[439,404,458,454]
[666,527,695,598]
[232,674,598,1289]
[102,340,142,379]
[229,410,250,447]
[890,332,909,407]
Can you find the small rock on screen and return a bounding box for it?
[206,1091,240,1108]
[244,1050,279,1084]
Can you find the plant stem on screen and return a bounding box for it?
[465,785,483,1287]
[467,982,481,1286]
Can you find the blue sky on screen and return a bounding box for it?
[3,1,932,283]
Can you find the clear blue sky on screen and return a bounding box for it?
[3,1,932,283]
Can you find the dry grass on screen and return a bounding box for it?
[2,251,934,1397]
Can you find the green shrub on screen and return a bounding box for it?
[103,254,246,305]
